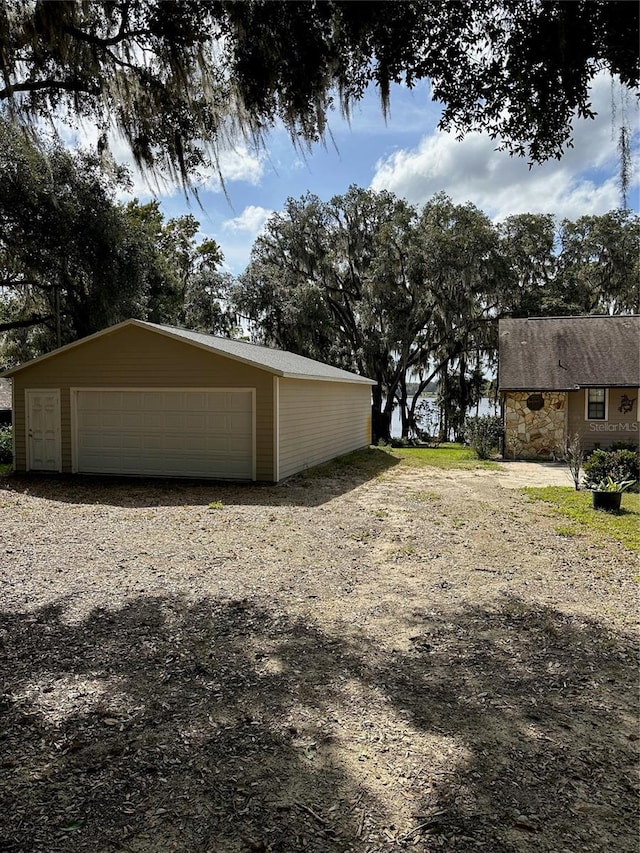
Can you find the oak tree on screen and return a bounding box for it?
[1,1,637,185]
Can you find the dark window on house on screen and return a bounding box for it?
[526,394,544,411]
[587,388,606,420]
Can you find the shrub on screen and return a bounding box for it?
[0,425,12,463]
[558,432,583,490]
[583,448,639,490]
[463,415,503,460]
[610,441,639,453]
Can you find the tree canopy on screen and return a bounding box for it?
[1,1,637,185]
[0,120,234,365]
[234,188,505,440]
[236,187,639,441]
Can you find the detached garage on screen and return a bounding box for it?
[2,320,375,482]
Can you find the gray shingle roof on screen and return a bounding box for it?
[0,378,11,409]
[148,322,375,384]
[1,319,375,386]
[499,316,640,391]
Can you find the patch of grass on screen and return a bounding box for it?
[554,525,580,538]
[382,443,500,471]
[296,443,496,483]
[208,500,224,510]
[298,447,399,480]
[413,490,441,502]
[349,528,372,543]
[395,542,418,557]
[0,463,11,476]
[297,444,499,482]
[525,486,640,553]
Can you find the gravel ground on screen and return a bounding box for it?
[0,453,637,853]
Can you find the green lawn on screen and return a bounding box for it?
[299,443,498,480]
[525,486,640,553]
[382,442,500,471]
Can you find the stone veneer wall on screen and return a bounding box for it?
[504,391,567,459]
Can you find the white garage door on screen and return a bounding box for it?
[75,389,254,479]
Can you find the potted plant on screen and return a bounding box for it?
[588,476,636,512]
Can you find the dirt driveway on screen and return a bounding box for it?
[492,460,576,489]
[0,454,637,853]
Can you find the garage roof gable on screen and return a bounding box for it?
[2,319,376,385]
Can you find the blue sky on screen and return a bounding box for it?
[102,72,638,275]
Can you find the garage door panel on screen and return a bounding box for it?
[99,392,125,409]
[166,433,202,451]
[184,413,207,430]
[79,411,104,429]
[228,435,252,453]
[143,434,164,450]
[184,393,208,411]
[120,413,142,429]
[103,433,128,450]
[230,412,252,430]
[138,392,162,408]
[75,389,254,479]
[207,412,231,430]
[103,413,124,429]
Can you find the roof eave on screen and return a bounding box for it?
[280,371,376,385]
[499,386,577,392]
[500,381,639,392]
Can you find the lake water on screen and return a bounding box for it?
[390,396,498,437]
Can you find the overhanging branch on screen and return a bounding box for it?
[0,314,53,333]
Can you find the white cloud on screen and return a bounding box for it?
[55,120,265,199]
[218,205,274,273]
[223,205,273,235]
[202,146,265,188]
[371,73,639,221]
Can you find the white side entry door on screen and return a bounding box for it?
[26,389,62,471]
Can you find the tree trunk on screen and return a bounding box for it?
[439,369,449,441]
[399,376,410,438]
[371,381,390,443]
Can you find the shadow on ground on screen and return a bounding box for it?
[0,448,399,509]
[0,594,637,852]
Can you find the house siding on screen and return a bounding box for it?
[567,387,639,453]
[278,378,371,480]
[11,324,274,480]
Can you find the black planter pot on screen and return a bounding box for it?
[591,490,622,512]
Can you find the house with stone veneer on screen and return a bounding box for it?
[498,315,640,459]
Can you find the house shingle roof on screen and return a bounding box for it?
[498,315,640,391]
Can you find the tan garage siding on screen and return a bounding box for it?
[11,324,274,479]
[278,378,371,480]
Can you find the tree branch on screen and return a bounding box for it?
[0,78,98,100]
[61,20,147,50]
[0,314,53,333]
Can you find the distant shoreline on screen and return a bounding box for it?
[390,395,499,437]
